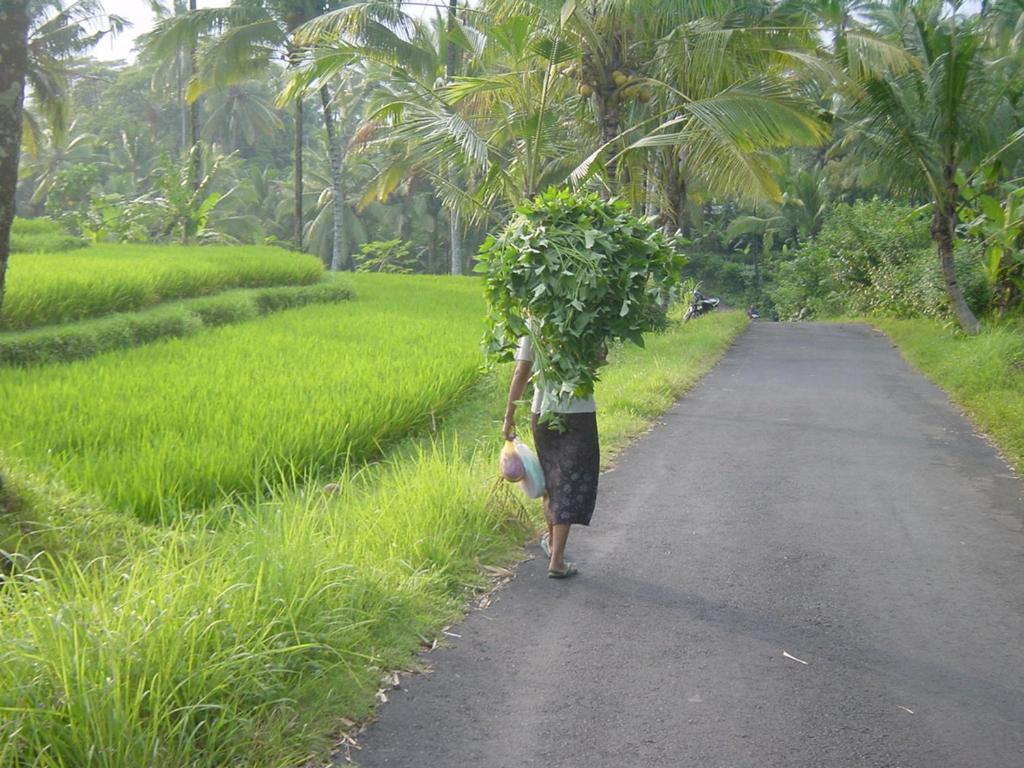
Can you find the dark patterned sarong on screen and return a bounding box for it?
[531,412,600,526]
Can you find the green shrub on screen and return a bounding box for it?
[771,199,991,319]
[478,188,684,409]
[680,249,753,305]
[354,239,419,274]
[771,243,847,320]
[852,244,990,319]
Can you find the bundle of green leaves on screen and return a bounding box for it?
[477,188,685,411]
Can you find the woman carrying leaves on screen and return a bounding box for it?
[503,332,602,578]
[482,189,685,581]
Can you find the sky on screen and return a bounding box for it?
[92,0,443,62]
[90,0,986,63]
[92,1,219,62]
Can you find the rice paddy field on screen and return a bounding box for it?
[0,274,484,521]
[0,244,747,768]
[9,217,87,255]
[1,243,324,330]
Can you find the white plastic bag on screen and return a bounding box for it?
[499,438,545,498]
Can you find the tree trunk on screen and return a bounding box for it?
[178,50,187,155]
[321,86,348,271]
[662,148,688,237]
[187,0,201,190]
[596,89,621,189]
[293,96,304,251]
[0,1,30,315]
[931,179,980,334]
[446,0,463,275]
[449,208,462,275]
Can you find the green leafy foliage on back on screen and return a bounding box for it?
[476,188,685,407]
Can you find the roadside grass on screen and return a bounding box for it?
[0,244,324,331]
[0,299,746,768]
[871,317,1024,473]
[0,274,484,522]
[0,281,352,367]
[9,217,86,254]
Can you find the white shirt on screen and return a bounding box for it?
[515,335,597,414]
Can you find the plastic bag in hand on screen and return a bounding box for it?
[500,438,545,499]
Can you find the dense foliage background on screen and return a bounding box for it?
[4,0,1020,331]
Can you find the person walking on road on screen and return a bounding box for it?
[503,332,601,579]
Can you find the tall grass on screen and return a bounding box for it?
[1,244,324,331]
[872,317,1024,472]
[0,274,485,521]
[0,446,529,768]
[0,300,747,768]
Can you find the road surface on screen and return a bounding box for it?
[348,322,1024,768]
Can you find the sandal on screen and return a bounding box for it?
[547,562,578,579]
[540,532,552,558]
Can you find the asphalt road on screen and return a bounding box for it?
[347,322,1024,768]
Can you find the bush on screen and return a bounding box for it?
[770,199,991,320]
[680,249,753,305]
[354,239,419,274]
[852,244,989,319]
[772,244,846,320]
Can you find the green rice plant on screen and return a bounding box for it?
[0,274,484,521]
[0,281,352,367]
[0,244,324,331]
[9,217,87,254]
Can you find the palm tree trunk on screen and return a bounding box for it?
[931,182,980,334]
[0,1,30,315]
[446,0,463,275]
[187,0,200,191]
[320,85,348,271]
[293,96,304,251]
[662,148,687,237]
[597,89,621,188]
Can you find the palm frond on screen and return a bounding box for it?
[139,6,267,63]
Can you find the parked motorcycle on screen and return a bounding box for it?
[684,289,720,322]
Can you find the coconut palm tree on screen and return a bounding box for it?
[144,1,352,253]
[288,2,478,272]
[0,0,123,312]
[202,81,284,152]
[839,0,1018,334]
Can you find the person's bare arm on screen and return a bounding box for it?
[503,359,533,439]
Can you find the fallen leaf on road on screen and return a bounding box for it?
[897,705,915,714]
[783,650,809,665]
